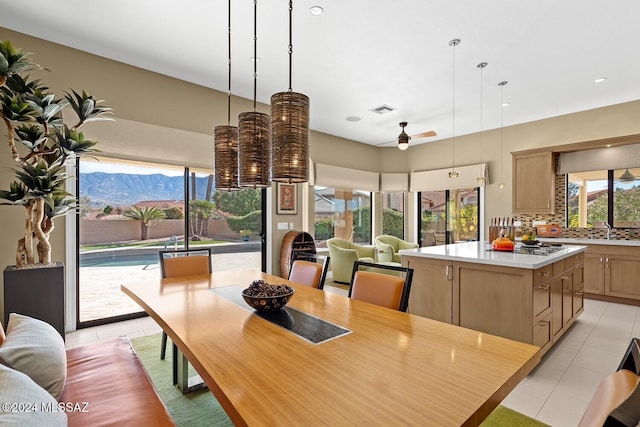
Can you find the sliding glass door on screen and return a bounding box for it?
[418,188,479,246]
[77,158,262,327]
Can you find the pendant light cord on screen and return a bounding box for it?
[499,81,508,186]
[452,43,456,170]
[252,0,257,112]
[288,0,293,92]
[449,39,460,174]
[226,0,232,125]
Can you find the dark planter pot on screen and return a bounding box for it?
[3,263,65,339]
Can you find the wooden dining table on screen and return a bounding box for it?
[121,269,541,426]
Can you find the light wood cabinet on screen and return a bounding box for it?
[404,253,583,357]
[512,150,555,214]
[584,253,605,294]
[405,257,453,323]
[583,245,640,301]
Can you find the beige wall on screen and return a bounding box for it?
[2,28,640,314]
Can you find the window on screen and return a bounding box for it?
[314,187,371,245]
[77,158,262,326]
[419,188,479,246]
[567,168,640,228]
[382,192,404,239]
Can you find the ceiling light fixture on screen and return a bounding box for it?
[214,0,239,191]
[594,77,607,83]
[238,0,271,188]
[397,122,410,150]
[309,6,324,15]
[271,0,310,183]
[619,168,636,182]
[477,62,488,185]
[448,38,460,179]
[498,80,508,189]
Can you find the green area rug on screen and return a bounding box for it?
[130,334,233,427]
[481,404,550,427]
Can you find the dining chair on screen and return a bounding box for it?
[288,253,330,290]
[348,261,414,312]
[158,248,212,384]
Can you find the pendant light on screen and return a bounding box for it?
[476,62,488,185]
[238,0,271,188]
[214,0,239,191]
[498,80,508,189]
[448,39,460,179]
[271,0,310,183]
[619,168,636,182]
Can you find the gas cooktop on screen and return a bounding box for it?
[488,244,565,256]
[513,245,564,256]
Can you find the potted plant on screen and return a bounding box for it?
[0,40,112,336]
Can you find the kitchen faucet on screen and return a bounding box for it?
[605,223,616,240]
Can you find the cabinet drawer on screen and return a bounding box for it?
[533,313,552,349]
[534,265,552,286]
[533,281,551,317]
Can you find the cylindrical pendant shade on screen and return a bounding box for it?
[238,111,271,188]
[214,125,239,191]
[270,91,310,183]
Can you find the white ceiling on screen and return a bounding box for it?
[2,0,640,149]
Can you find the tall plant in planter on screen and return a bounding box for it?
[0,40,112,268]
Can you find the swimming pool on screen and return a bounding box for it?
[79,242,261,267]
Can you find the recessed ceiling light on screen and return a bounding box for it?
[594,77,607,83]
[310,6,324,16]
[501,102,511,107]
[250,57,261,63]
[345,116,361,122]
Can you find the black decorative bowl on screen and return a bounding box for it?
[241,282,295,312]
[521,239,540,246]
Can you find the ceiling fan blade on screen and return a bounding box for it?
[411,130,437,139]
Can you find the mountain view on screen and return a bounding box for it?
[80,172,213,207]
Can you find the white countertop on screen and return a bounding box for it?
[536,237,640,247]
[399,241,587,269]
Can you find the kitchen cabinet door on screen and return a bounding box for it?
[572,264,584,316]
[583,253,605,294]
[551,275,564,340]
[512,151,555,214]
[405,258,453,323]
[605,254,640,300]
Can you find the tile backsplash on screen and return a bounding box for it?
[512,169,640,241]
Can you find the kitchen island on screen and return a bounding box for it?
[400,241,587,356]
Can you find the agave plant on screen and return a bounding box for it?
[0,40,113,268]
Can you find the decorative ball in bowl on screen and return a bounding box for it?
[241,280,295,312]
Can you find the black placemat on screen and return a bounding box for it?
[211,285,351,344]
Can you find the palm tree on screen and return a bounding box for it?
[189,200,216,240]
[123,206,165,240]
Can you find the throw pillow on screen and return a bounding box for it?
[0,363,67,426]
[0,313,67,400]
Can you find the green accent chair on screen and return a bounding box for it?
[326,238,376,284]
[374,235,419,263]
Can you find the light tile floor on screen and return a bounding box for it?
[66,296,640,427]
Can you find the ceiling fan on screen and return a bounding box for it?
[377,122,436,150]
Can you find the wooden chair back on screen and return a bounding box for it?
[348,261,413,312]
[578,338,640,427]
[289,254,330,290]
[158,248,212,278]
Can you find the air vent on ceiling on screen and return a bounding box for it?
[369,104,396,115]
